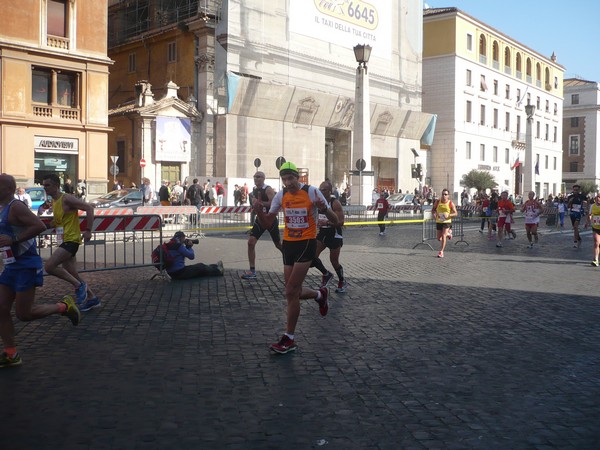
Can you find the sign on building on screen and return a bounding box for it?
[155,116,191,162]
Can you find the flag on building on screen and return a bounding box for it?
[511,155,521,170]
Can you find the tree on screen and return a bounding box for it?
[575,180,598,196]
[459,170,498,193]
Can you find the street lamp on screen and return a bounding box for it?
[353,44,372,71]
[523,101,536,195]
[352,44,373,206]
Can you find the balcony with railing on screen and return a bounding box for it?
[33,104,80,121]
[47,35,70,50]
[511,132,526,149]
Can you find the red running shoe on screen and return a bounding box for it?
[316,287,329,316]
[270,335,297,354]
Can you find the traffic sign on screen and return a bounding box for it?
[140,158,146,168]
[276,156,286,170]
[356,158,366,171]
[109,165,119,176]
[254,158,261,168]
[110,155,119,164]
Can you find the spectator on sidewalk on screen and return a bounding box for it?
[216,182,225,206]
[233,184,242,206]
[171,180,184,206]
[14,187,32,209]
[141,178,154,205]
[158,180,170,206]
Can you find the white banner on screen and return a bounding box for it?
[34,136,79,154]
[155,116,191,162]
[289,0,392,59]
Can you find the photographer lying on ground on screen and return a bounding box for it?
[165,231,224,280]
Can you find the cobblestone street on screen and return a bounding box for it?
[2,222,599,449]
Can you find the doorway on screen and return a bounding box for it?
[325,128,351,191]
[161,163,181,184]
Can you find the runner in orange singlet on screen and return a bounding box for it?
[253,162,338,354]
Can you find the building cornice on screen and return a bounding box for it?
[0,41,113,66]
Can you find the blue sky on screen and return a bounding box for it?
[426,1,600,82]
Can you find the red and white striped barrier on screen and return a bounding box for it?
[96,208,135,216]
[136,206,198,215]
[85,215,162,232]
[77,208,135,216]
[200,206,252,214]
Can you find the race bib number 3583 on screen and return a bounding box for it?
[285,208,309,229]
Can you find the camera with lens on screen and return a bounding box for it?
[185,238,200,246]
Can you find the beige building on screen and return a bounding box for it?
[423,7,564,199]
[0,0,112,194]
[108,0,434,198]
[562,78,600,189]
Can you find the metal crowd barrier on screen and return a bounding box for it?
[412,206,469,250]
[136,205,207,238]
[343,204,424,226]
[38,214,164,274]
[135,204,428,232]
[453,208,469,246]
[413,209,435,250]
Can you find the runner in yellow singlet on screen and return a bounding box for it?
[42,174,99,312]
[585,193,600,266]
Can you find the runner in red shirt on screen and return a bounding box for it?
[496,191,516,247]
[374,192,390,235]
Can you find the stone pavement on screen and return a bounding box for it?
[2,219,600,449]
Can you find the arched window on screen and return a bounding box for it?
[504,48,511,74]
[526,57,532,83]
[535,63,542,87]
[492,41,500,69]
[545,68,551,90]
[479,34,487,64]
[516,53,522,78]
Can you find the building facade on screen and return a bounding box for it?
[0,0,112,195]
[108,0,434,200]
[562,78,600,189]
[423,7,564,200]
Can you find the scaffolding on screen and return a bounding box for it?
[108,0,221,48]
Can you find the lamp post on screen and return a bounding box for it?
[352,44,373,206]
[523,101,536,195]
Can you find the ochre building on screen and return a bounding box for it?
[0,0,112,195]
